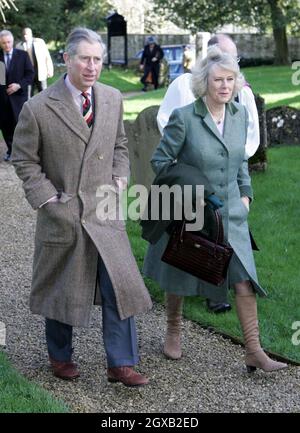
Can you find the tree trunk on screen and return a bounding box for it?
[267,0,290,65]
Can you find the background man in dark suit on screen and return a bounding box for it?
[0,30,34,161]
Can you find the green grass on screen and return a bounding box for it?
[123,65,299,119]
[127,146,300,363]
[0,351,68,413]
[123,88,166,120]
[48,65,141,93]
[47,65,299,119]
[242,65,300,109]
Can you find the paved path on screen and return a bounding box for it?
[122,91,143,99]
[0,140,300,413]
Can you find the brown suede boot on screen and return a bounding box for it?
[235,294,287,373]
[163,294,183,360]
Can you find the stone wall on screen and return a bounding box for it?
[232,34,300,61]
[100,33,191,63]
[196,33,300,61]
[100,32,300,63]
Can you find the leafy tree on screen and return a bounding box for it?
[3,0,112,47]
[154,0,300,64]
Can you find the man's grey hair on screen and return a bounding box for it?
[208,34,234,47]
[65,27,105,56]
[0,30,14,41]
[191,46,245,100]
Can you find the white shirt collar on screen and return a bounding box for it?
[64,74,92,114]
[65,74,92,98]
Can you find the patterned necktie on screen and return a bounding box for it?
[81,92,93,128]
[6,53,11,70]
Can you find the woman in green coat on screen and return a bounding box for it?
[143,46,287,373]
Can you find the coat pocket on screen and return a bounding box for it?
[36,201,75,245]
[95,182,126,231]
[229,198,249,226]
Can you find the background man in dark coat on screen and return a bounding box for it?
[140,36,164,91]
[0,30,34,161]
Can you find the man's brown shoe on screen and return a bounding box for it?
[107,366,149,387]
[49,357,80,380]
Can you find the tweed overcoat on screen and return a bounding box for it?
[12,76,152,326]
[143,98,266,302]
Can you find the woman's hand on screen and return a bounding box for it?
[241,196,250,211]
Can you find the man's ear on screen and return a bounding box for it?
[63,52,69,65]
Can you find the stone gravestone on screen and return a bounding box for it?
[266,106,300,146]
[124,97,268,189]
[248,94,268,171]
[124,105,160,190]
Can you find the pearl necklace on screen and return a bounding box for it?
[204,99,225,125]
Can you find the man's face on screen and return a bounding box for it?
[23,29,32,43]
[64,41,103,91]
[0,35,14,53]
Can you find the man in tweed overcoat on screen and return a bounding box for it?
[12,28,152,386]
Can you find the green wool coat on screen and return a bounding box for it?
[143,98,266,302]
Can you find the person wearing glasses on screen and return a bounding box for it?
[156,33,260,315]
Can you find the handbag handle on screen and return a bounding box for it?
[179,209,224,247]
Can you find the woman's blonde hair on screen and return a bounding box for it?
[191,46,245,100]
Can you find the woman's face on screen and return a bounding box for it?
[206,64,235,105]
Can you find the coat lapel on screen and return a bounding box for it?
[83,83,110,158]
[45,76,91,145]
[223,102,239,150]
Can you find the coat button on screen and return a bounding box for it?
[81,219,86,224]
[220,167,225,172]
[98,154,104,160]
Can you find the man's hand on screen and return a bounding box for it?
[114,176,128,191]
[6,83,21,95]
[139,64,144,71]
